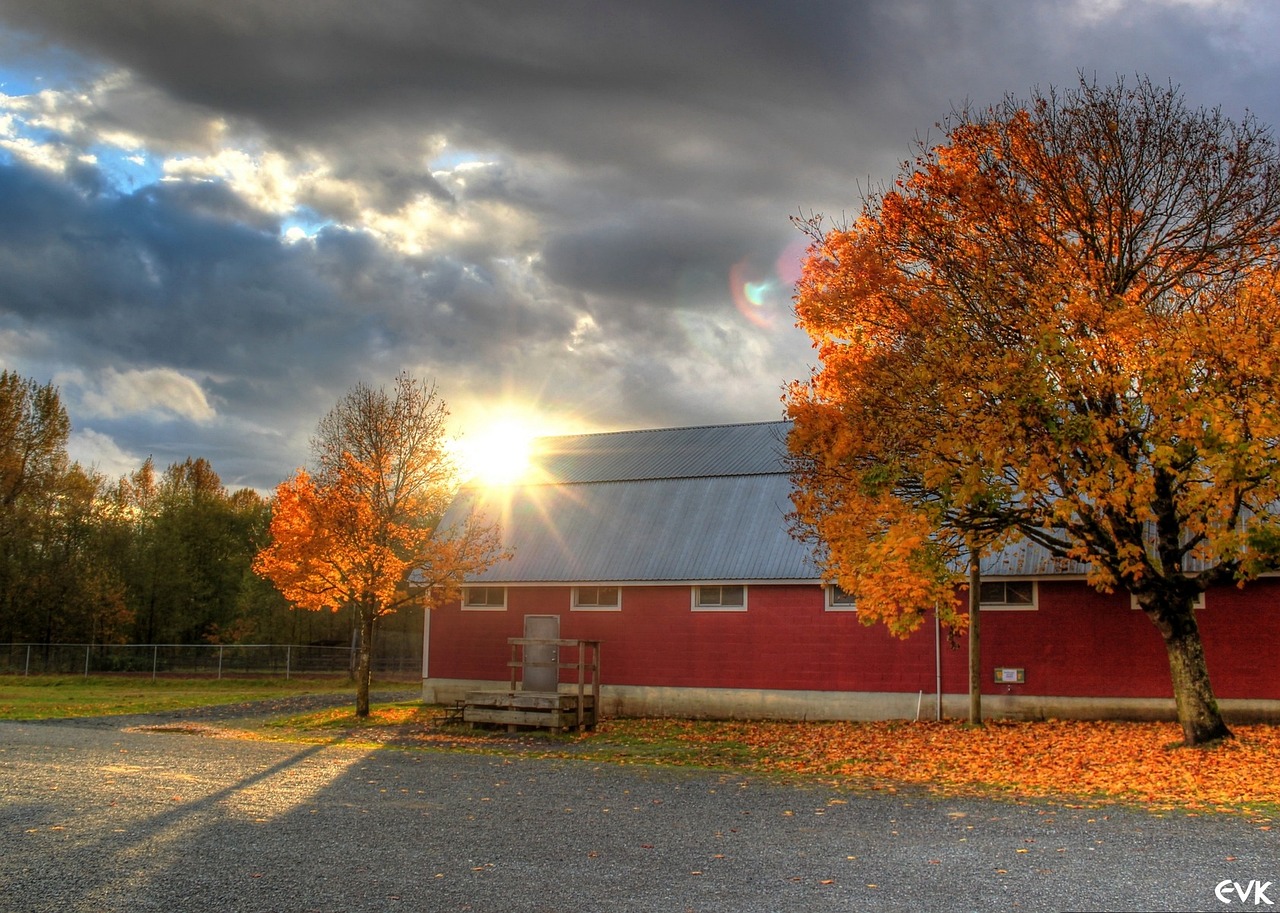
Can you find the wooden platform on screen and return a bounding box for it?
[463,690,597,731]
[455,636,601,732]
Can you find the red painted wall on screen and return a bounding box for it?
[426,578,1280,699]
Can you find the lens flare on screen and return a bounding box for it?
[728,239,810,329]
[729,259,775,328]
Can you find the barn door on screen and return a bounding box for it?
[523,614,560,692]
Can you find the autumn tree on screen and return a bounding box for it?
[787,75,1280,746]
[254,374,504,717]
[0,373,285,650]
[0,371,70,640]
[0,372,130,644]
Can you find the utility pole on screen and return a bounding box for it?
[968,541,982,724]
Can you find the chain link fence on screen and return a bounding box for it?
[1,642,424,679]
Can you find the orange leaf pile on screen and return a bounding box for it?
[595,718,1280,819]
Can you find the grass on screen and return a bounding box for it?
[0,674,355,720]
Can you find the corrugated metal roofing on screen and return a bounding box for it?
[975,538,1092,577]
[458,473,820,583]
[973,525,1216,578]
[530,420,791,484]
[443,421,818,583]
[446,419,1189,585]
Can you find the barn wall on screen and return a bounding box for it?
[423,577,1280,717]
[427,583,943,693]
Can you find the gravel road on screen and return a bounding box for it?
[0,700,1274,913]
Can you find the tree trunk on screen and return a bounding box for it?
[355,604,375,718]
[968,545,981,724]
[1145,598,1232,746]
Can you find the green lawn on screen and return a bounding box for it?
[0,675,357,720]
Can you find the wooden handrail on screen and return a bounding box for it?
[505,636,602,729]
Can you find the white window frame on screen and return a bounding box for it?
[825,583,857,612]
[692,584,747,612]
[461,586,507,611]
[572,585,622,611]
[978,580,1037,611]
[1130,591,1206,611]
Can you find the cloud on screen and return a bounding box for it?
[64,366,216,422]
[0,0,1279,490]
[66,426,142,479]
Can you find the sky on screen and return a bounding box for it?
[0,0,1278,491]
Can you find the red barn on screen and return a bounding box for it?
[423,421,1280,722]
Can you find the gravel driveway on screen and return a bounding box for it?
[0,700,1274,913]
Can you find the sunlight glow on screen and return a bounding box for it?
[456,415,542,487]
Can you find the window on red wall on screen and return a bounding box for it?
[573,586,621,610]
[693,584,746,611]
[462,586,507,610]
[826,584,857,611]
[979,580,1036,610]
[1130,590,1205,610]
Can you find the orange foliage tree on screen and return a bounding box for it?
[787,76,1280,746]
[255,374,504,716]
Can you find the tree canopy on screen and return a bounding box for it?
[254,373,504,716]
[787,76,1280,745]
[0,372,286,652]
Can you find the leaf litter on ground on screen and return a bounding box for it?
[252,705,1278,823]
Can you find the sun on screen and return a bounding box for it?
[456,415,541,487]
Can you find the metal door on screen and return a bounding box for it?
[523,614,560,692]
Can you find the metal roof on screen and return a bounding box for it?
[458,473,820,583]
[530,420,791,484]
[447,421,819,583]
[446,419,1191,585]
[974,525,1216,578]
[975,539,1092,578]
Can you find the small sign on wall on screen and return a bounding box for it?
[994,667,1025,684]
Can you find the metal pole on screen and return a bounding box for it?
[152,644,158,683]
[218,645,223,680]
[286,644,291,680]
[421,609,430,681]
[25,643,31,677]
[84,644,90,677]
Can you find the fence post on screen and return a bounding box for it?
[84,644,91,677]
[217,645,224,680]
[286,644,291,680]
[152,644,158,682]
[25,643,31,677]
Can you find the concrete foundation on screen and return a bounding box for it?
[424,678,1280,724]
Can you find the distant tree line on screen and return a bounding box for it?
[0,370,368,649]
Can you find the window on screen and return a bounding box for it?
[826,584,857,611]
[1130,591,1206,611]
[573,586,621,611]
[462,586,506,610]
[979,580,1036,610]
[693,584,746,611]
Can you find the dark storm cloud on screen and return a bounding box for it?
[0,164,329,369]
[541,204,758,305]
[0,158,580,379]
[5,2,1277,181]
[0,0,1278,486]
[0,158,586,485]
